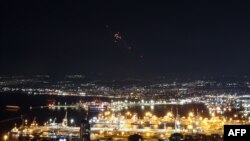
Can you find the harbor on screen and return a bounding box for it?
[4,102,249,141]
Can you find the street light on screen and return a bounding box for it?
[3,135,8,141]
[189,112,194,117]
[25,119,28,125]
[234,114,238,118]
[70,118,74,126]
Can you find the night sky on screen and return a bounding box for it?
[1,1,250,77]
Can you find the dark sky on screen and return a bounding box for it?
[1,0,250,77]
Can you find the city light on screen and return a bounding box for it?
[3,135,8,141]
[70,119,74,124]
[1,0,250,140]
